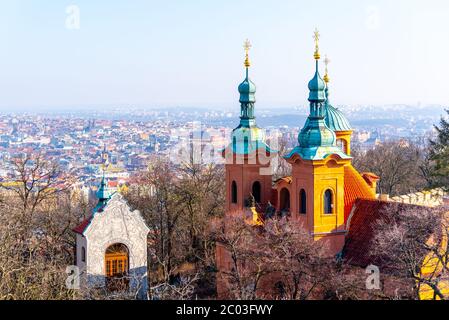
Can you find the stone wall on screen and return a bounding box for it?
[387,188,446,207]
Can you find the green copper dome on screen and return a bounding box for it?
[298,119,336,147]
[238,70,256,104]
[229,69,275,155]
[297,59,335,148]
[308,61,326,102]
[324,87,352,132]
[285,31,351,161]
[324,104,352,132]
[230,125,275,155]
[285,42,350,161]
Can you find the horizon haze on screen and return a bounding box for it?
[0,0,448,110]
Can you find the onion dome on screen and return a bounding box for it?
[286,30,350,161]
[324,87,352,132]
[308,62,327,102]
[238,73,257,104]
[298,30,335,148]
[298,122,336,147]
[322,56,352,132]
[324,103,352,132]
[226,39,276,156]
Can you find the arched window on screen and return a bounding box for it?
[105,243,129,291]
[299,189,307,215]
[81,247,86,263]
[324,189,334,214]
[280,188,290,213]
[337,139,348,154]
[231,181,238,204]
[252,181,262,203]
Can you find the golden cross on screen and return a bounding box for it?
[313,28,321,60]
[243,39,252,68]
[313,28,320,45]
[243,39,252,53]
[324,55,330,67]
[324,55,330,83]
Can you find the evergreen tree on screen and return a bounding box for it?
[429,109,449,190]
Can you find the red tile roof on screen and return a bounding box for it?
[73,216,93,235]
[343,199,424,268]
[108,181,118,188]
[344,165,376,223]
[361,172,380,188]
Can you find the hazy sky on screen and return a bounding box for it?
[0,0,448,110]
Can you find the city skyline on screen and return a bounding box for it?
[0,0,448,110]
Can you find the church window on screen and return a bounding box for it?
[337,139,348,154]
[81,247,86,263]
[105,243,129,291]
[252,181,262,203]
[280,188,291,214]
[105,244,129,277]
[231,181,238,204]
[324,189,334,214]
[299,189,307,215]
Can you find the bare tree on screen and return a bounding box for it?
[177,159,225,264]
[0,155,88,300]
[0,153,72,217]
[213,216,336,300]
[371,203,449,300]
[126,157,225,298]
[212,216,271,300]
[272,136,292,181]
[353,142,429,196]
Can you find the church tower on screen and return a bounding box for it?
[285,30,352,255]
[222,40,277,215]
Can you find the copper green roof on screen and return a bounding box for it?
[287,54,351,161]
[225,66,277,156]
[285,145,350,161]
[324,87,352,132]
[238,69,256,104]
[324,104,352,132]
[96,176,113,202]
[299,117,336,148]
[308,61,326,102]
[230,125,276,155]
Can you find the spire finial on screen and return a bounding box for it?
[324,55,330,84]
[243,39,252,68]
[313,28,321,60]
